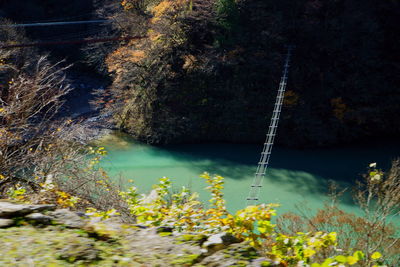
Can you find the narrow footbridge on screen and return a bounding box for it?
[246,46,294,206]
[0,19,144,49]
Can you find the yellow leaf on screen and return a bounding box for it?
[371,252,382,260]
[304,248,316,258]
[347,256,358,265]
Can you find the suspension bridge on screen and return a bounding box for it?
[246,46,293,206]
[0,19,143,49]
[0,20,109,28]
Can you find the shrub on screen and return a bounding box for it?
[277,161,400,266]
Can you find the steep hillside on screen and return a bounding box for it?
[101,0,400,147]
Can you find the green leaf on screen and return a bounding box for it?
[353,251,365,260]
[321,258,334,267]
[335,255,347,263]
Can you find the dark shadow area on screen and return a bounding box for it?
[0,0,113,119]
[62,69,110,118]
[160,141,399,182]
[0,0,96,62]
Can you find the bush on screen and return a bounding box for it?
[277,161,400,266]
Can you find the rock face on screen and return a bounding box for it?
[202,232,240,254]
[49,209,86,228]
[0,218,14,228]
[0,200,269,266]
[0,201,55,218]
[59,243,100,263]
[25,213,53,224]
[200,242,260,267]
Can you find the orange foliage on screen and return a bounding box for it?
[148,30,163,41]
[128,50,146,62]
[151,1,173,17]
[150,0,190,19]
[121,0,135,10]
[283,90,300,107]
[182,54,197,70]
[106,47,146,72]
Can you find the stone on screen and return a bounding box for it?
[59,243,100,263]
[0,201,55,218]
[200,252,240,267]
[0,218,14,228]
[250,257,275,267]
[123,227,204,264]
[200,242,260,267]
[25,213,52,224]
[49,209,86,228]
[202,232,240,253]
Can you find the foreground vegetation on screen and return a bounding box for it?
[1,166,398,266]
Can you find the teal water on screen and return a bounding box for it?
[98,133,399,216]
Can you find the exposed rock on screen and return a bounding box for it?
[0,201,55,218]
[84,217,127,240]
[59,242,100,263]
[250,257,277,267]
[200,242,260,267]
[202,232,240,254]
[123,227,204,265]
[0,219,14,228]
[25,213,53,224]
[0,201,267,266]
[49,209,86,228]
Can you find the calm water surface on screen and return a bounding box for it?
[98,133,399,216]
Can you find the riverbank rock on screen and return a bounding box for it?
[25,212,53,224]
[202,232,240,254]
[49,209,86,228]
[0,218,14,228]
[199,242,260,267]
[0,201,55,218]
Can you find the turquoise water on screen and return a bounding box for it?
[98,133,399,216]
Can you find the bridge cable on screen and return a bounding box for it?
[0,20,109,28]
